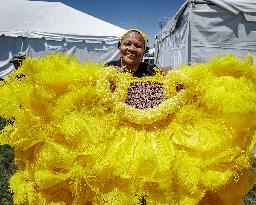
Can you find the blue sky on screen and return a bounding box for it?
[31,0,186,48]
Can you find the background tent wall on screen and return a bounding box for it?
[155,1,256,69]
[155,3,191,69]
[191,3,256,65]
[0,35,120,78]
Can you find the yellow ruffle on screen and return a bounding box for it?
[0,53,256,204]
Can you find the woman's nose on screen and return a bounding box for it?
[128,45,136,51]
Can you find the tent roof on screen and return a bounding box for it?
[0,0,126,42]
[160,0,256,35]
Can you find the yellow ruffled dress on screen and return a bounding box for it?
[0,53,255,205]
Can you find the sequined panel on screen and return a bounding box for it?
[125,81,163,109]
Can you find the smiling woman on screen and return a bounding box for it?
[105,29,157,77]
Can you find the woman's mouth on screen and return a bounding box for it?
[126,53,136,60]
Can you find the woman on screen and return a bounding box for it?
[105,29,164,109]
[106,29,156,77]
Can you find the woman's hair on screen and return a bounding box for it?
[118,29,149,53]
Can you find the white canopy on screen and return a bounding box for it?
[155,0,256,69]
[0,0,126,78]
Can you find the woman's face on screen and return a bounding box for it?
[119,31,145,70]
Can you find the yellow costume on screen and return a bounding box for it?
[0,53,255,204]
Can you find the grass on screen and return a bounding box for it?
[0,144,16,205]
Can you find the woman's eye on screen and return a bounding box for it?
[123,43,130,46]
[135,45,143,48]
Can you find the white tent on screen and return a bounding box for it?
[155,0,256,69]
[0,0,126,78]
